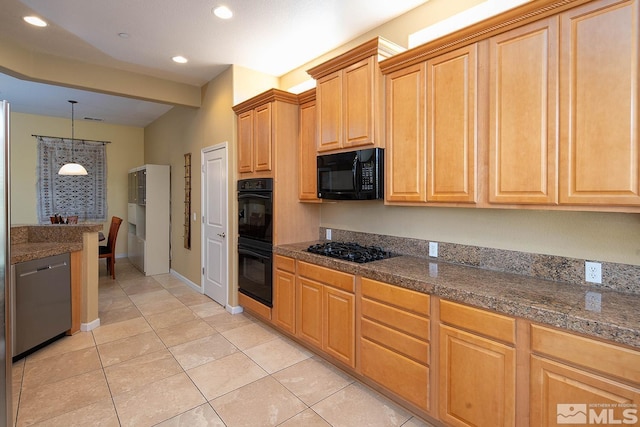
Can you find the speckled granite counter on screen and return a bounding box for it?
[276,241,640,349]
[11,224,103,264]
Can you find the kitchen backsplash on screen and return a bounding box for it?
[319,227,640,295]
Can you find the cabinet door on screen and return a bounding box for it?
[385,63,427,203]
[316,71,342,152]
[273,269,296,334]
[426,44,477,203]
[324,286,355,368]
[489,18,559,205]
[238,110,254,173]
[297,277,323,348]
[531,355,640,427]
[559,0,640,205]
[254,103,272,172]
[343,57,375,148]
[299,100,319,201]
[439,325,516,427]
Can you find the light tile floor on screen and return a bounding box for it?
[12,260,436,427]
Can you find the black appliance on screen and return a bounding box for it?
[317,148,384,200]
[238,178,273,242]
[237,178,273,307]
[307,242,394,264]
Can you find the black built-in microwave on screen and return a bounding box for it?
[317,148,384,200]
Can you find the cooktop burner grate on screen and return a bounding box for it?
[307,242,394,263]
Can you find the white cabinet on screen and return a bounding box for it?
[127,164,170,275]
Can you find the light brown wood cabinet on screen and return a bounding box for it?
[530,324,640,426]
[488,17,559,205]
[308,37,403,154]
[384,42,479,205]
[385,63,427,203]
[233,89,299,177]
[296,261,356,368]
[426,43,479,203]
[381,0,640,212]
[559,0,640,206]
[359,277,431,412]
[438,300,516,427]
[297,89,320,202]
[272,255,296,334]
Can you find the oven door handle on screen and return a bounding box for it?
[238,194,271,200]
[238,248,270,259]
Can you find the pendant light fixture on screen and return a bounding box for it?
[58,100,88,176]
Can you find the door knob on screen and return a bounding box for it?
[217,232,226,238]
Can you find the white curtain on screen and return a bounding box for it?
[36,137,108,223]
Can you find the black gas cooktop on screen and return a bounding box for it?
[307,242,394,264]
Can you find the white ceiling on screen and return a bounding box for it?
[0,0,428,127]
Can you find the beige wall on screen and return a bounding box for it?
[10,112,144,257]
[144,65,277,303]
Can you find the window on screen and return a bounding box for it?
[36,136,107,223]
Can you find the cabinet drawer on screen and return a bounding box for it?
[297,261,354,292]
[361,277,430,316]
[361,318,429,365]
[361,338,429,411]
[531,324,640,383]
[274,255,295,273]
[361,298,429,341]
[440,300,515,344]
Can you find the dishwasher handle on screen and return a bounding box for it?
[19,261,68,277]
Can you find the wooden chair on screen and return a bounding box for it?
[99,216,123,279]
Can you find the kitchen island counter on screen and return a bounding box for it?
[11,224,103,333]
[276,241,640,349]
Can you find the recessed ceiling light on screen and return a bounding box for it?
[213,6,233,19]
[118,32,130,39]
[23,16,48,27]
[172,56,188,64]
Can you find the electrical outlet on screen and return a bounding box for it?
[585,261,602,284]
[585,291,602,312]
[326,229,332,240]
[429,241,438,258]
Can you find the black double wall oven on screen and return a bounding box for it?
[237,178,273,307]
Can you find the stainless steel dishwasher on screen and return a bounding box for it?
[11,253,71,357]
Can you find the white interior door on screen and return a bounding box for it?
[202,144,228,306]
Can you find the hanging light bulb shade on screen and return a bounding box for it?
[58,100,88,176]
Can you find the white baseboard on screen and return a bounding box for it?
[81,318,100,331]
[170,268,202,293]
[226,305,244,314]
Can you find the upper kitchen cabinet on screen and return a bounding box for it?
[382,43,480,205]
[385,63,427,203]
[426,43,479,204]
[559,0,640,206]
[488,17,559,205]
[307,37,404,154]
[381,0,640,212]
[233,89,299,177]
[297,89,320,202]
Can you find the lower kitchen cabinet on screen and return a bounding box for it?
[272,255,296,334]
[530,324,640,426]
[438,300,516,427]
[359,277,431,411]
[296,261,356,368]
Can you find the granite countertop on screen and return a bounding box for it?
[275,241,640,349]
[11,224,103,264]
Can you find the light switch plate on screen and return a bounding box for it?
[326,229,332,240]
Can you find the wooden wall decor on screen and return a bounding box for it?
[184,153,191,249]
